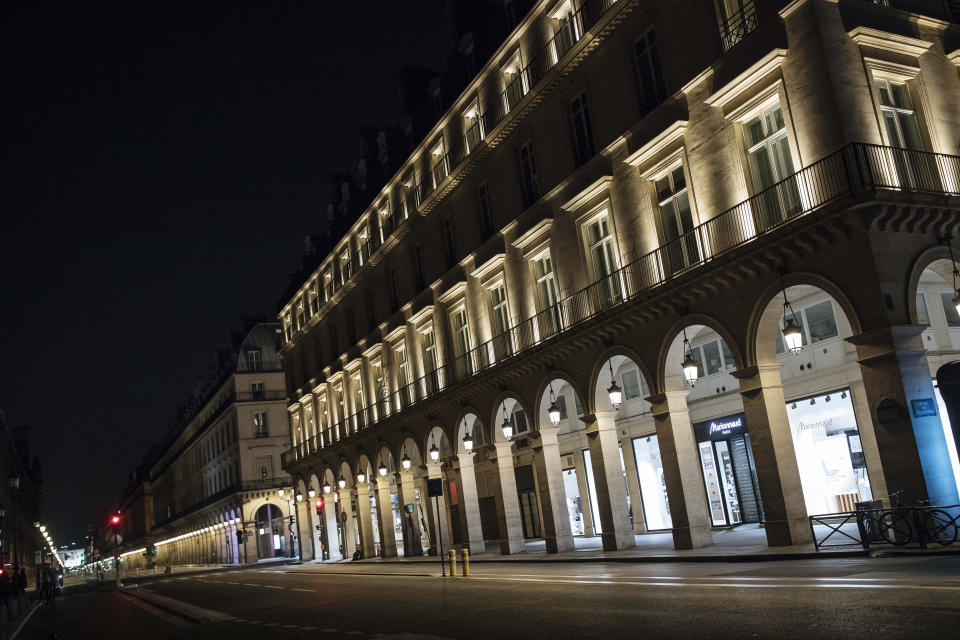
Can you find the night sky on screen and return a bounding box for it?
[1,1,452,544]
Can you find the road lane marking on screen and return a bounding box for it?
[117,593,192,628]
[463,576,960,591]
[496,573,960,583]
[292,587,314,592]
[263,585,285,589]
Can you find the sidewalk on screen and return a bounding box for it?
[0,591,40,639]
[310,524,960,565]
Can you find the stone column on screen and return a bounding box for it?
[354,483,377,558]
[648,393,713,549]
[489,442,526,554]
[454,455,486,553]
[375,478,399,558]
[582,413,635,551]
[336,489,357,559]
[733,364,812,546]
[573,451,597,536]
[620,435,646,534]
[414,475,433,553]
[424,463,452,556]
[531,427,575,553]
[396,470,421,556]
[851,326,960,505]
[297,500,316,561]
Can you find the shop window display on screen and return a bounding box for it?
[786,389,872,514]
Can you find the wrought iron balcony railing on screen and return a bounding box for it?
[281,142,960,468]
[718,0,759,52]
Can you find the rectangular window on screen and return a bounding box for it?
[716,0,759,51]
[452,307,472,358]
[513,407,528,434]
[414,243,426,291]
[463,101,484,154]
[656,164,699,271]
[253,412,269,439]
[442,216,457,268]
[395,344,412,406]
[328,321,338,358]
[389,268,400,312]
[585,212,621,308]
[743,100,800,226]
[346,307,357,344]
[246,349,262,372]
[519,141,540,208]
[744,102,795,191]
[422,326,443,394]
[876,78,923,151]
[570,92,596,167]
[490,282,513,358]
[622,368,642,400]
[478,183,494,241]
[365,289,376,332]
[251,382,265,401]
[431,139,449,188]
[534,253,559,311]
[803,300,839,343]
[941,293,960,327]
[702,340,723,376]
[534,251,562,338]
[633,29,666,116]
[916,292,929,326]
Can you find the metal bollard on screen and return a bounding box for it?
[448,548,457,577]
[461,548,470,577]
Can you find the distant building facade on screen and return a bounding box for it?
[279,0,960,560]
[116,321,296,570]
[0,412,42,574]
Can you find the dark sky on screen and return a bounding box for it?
[1,0,453,544]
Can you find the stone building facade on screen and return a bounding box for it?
[114,322,298,570]
[279,0,960,559]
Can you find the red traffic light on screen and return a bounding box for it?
[315,498,323,515]
[110,514,120,526]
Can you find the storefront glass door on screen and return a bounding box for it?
[693,413,763,527]
[632,435,672,530]
[562,468,585,535]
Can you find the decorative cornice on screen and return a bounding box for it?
[624,121,687,168]
[847,26,933,58]
[560,176,613,212]
[705,49,788,109]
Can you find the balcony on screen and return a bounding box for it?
[282,142,960,468]
[236,360,283,373]
[235,390,286,402]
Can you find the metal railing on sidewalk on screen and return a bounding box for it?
[810,504,960,550]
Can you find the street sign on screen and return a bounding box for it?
[426,478,443,497]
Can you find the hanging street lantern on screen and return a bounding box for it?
[779,270,804,355]
[323,481,332,494]
[337,475,346,490]
[681,326,698,386]
[606,353,622,410]
[401,451,412,471]
[547,383,561,426]
[295,493,303,502]
[429,440,440,462]
[463,431,473,451]
[782,317,804,355]
[308,489,316,499]
[357,470,366,484]
[378,462,388,477]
